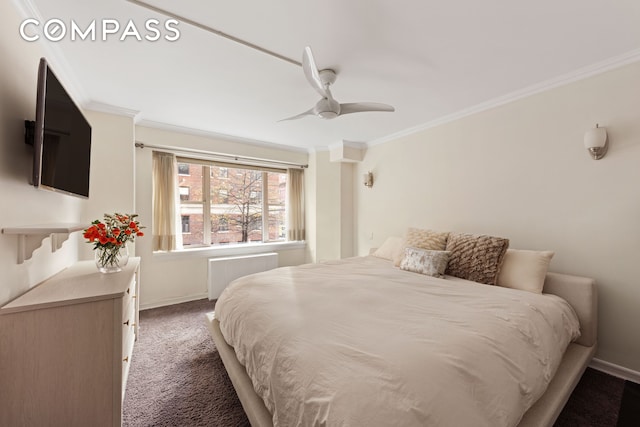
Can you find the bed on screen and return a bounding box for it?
[206,255,597,427]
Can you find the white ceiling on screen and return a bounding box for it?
[19,0,640,151]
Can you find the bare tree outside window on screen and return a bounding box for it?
[219,189,228,204]
[225,170,262,243]
[176,160,288,247]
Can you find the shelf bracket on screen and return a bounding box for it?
[15,232,73,264]
[2,223,85,264]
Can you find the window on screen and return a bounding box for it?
[179,186,190,201]
[178,163,190,175]
[218,216,228,231]
[267,172,287,241]
[181,215,190,233]
[177,160,289,247]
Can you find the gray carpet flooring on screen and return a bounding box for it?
[123,299,637,427]
[123,298,249,427]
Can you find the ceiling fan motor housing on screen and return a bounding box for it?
[318,69,337,86]
[315,98,340,119]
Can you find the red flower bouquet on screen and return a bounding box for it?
[84,213,144,273]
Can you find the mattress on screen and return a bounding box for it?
[216,256,581,427]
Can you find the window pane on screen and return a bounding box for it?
[181,215,190,233]
[178,163,190,175]
[178,163,204,246]
[210,165,263,245]
[179,186,190,201]
[267,172,287,241]
[155,157,295,252]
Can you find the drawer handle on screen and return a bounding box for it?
[123,356,129,363]
[126,288,130,294]
[131,322,136,327]
[123,320,129,326]
[132,295,137,299]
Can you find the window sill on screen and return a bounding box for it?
[153,240,306,261]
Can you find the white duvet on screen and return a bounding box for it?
[216,256,580,427]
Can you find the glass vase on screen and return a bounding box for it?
[95,244,129,273]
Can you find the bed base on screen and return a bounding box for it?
[206,270,597,427]
[207,312,272,427]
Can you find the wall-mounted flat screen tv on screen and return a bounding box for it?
[29,57,92,198]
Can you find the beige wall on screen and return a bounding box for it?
[355,61,640,372]
[340,163,355,258]
[134,125,308,308]
[305,150,356,263]
[304,151,318,262]
[79,111,136,260]
[308,150,341,262]
[0,2,83,305]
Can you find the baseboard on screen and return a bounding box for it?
[590,358,640,383]
[140,293,209,311]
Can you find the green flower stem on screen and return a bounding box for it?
[96,246,124,268]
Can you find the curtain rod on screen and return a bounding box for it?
[134,142,308,169]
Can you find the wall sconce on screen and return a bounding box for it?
[363,171,374,188]
[584,124,608,160]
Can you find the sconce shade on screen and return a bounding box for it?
[583,124,608,160]
[584,126,607,149]
[363,171,373,188]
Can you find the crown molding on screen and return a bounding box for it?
[310,146,329,153]
[85,101,141,120]
[136,119,309,154]
[11,0,91,106]
[369,49,640,147]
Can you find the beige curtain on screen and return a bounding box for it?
[287,168,305,241]
[152,151,182,251]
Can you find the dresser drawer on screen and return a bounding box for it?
[120,274,137,402]
[121,277,137,323]
[122,300,136,340]
[121,318,136,400]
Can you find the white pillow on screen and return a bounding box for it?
[399,247,451,277]
[372,237,405,262]
[497,249,555,293]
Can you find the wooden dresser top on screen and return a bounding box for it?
[1,258,140,314]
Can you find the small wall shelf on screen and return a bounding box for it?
[1,223,86,264]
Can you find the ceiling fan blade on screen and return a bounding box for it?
[339,102,395,116]
[278,108,315,122]
[302,46,328,98]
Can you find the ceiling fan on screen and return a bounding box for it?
[280,47,395,121]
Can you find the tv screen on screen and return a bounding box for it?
[32,58,91,198]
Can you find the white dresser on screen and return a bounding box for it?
[0,258,140,427]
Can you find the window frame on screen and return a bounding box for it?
[176,157,289,249]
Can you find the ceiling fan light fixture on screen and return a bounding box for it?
[318,111,338,119]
